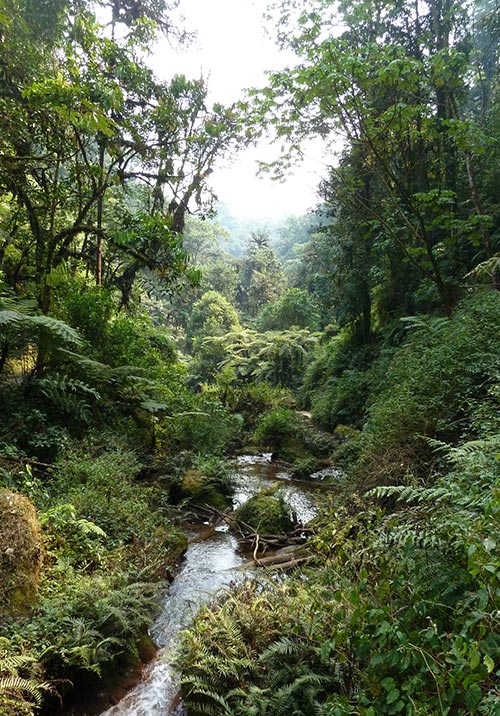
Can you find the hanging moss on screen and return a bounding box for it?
[0,490,43,615]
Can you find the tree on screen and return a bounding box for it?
[186,290,241,345]
[237,235,284,317]
[214,327,318,389]
[186,290,241,384]
[0,0,243,312]
[257,287,320,331]
[251,0,499,317]
[182,217,229,265]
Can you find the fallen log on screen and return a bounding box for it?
[265,555,315,572]
[239,545,309,569]
[239,552,314,571]
[199,506,316,558]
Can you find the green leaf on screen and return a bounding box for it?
[469,650,480,670]
[465,684,482,710]
[386,688,400,704]
[484,655,495,674]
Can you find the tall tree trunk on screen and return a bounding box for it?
[96,140,105,286]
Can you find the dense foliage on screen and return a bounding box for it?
[1,0,500,715]
[177,1,500,715]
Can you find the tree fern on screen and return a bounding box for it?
[26,315,81,347]
[33,374,100,424]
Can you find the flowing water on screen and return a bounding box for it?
[98,454,325,716]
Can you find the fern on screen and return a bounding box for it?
[37,375,100,401]
[76,519,107,538]
[0,677,44,706]
[0,295,37,315]
[34,374,101,424]
[400,315,450,334]
[180,677,234,715]
[26,315,81,347]
[260,637,302,660]
[464,254,500,281]
[0,646,52,714]
[368,484,454,505]
[0,309,24,327]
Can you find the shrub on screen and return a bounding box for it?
[311,368,371,430]
[301,332,378,429]
[359,292,500,485]
[219,380,296,434]
[253,408,301,451]
[62,282,178,376]
[253,408,332,464]
[164,394,241,456]
[3,571,160,681]
[61,284,114,352]
[0,438,188,713]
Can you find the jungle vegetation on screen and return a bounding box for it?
[1,0,500,715]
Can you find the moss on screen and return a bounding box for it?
[292,457,318,478]
[180,468,232,510]
[234,489,295,534]
[0,490,43,616]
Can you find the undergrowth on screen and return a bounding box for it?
[179,435,500,715]
[0,440,187,713]
[178,292,500,716]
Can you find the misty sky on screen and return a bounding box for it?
[153,0,327,219]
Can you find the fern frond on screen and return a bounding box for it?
[0,653,37,673]
[0,676,52,707]
[27,315,82,346]
[464,254,500,280]
[260,637,302,661]
[0,309,24,326]
[76,519,107,538]
[180,677,234,714]
[368,484,453,505]
[400,315,449,333]
[0,295,37,314]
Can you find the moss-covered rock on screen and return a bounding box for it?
[253,408,334,465]
[234,488,295,534]
[0,490,43,615]
[291,457,318,479]
[180,467,232,511]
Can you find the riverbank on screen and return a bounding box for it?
[68,453,322,716]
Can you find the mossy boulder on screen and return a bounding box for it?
[253,408,333,464]
[234,489,295,534]
[0,490,43,615]
[291,457,318,479]
[181,467,232,511]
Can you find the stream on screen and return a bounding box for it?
[98,454,324,716]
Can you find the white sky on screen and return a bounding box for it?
[153,0,328,219]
